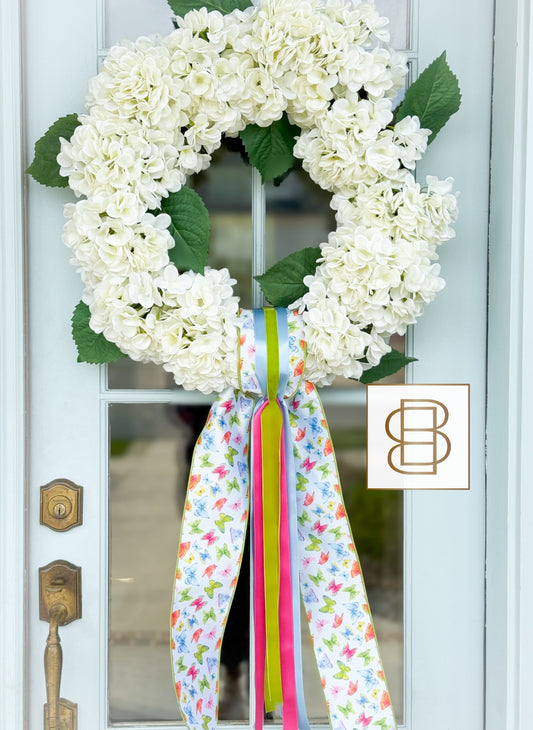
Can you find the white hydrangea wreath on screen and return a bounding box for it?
[54,0,459,394]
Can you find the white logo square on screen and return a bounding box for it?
[366,384,470,490]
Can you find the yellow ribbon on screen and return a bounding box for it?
[261,308,283,710]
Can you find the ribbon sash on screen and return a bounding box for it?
[171,309,397,730]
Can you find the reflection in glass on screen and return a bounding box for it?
[109,403,183,722]
[109,402,250,723]
[195,142,254,307]
[265,167,335,268]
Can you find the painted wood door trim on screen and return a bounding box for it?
[0,1,27,728]
[487,1,533,728]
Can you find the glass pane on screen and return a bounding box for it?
[109,403,182,722]
[266,167,407,393]
[109,402,250,723]
[105,0,411,51]
[195,143,254,308]
[105,0,174,48]
[375,0,411,50]
[265,168,335,269]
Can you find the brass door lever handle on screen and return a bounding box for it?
[39,561,81,730]
[44,603,68,727]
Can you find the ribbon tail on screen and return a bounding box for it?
[251,400,266,730]
[278,409,298,728]
[282,403,311,730]
[171,389,253,730]
[292,383,398,730]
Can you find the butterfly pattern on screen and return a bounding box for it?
[292,380,396,729]
[171,310,396,730]
[171,389,252,729]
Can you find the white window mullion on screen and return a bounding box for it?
[251,167,266,308]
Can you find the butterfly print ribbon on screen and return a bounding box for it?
[171,309,397,730]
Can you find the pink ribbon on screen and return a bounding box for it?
[252,400,266,729]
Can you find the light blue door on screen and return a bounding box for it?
[24,0,492,728]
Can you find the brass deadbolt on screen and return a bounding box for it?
[40,479,83,531]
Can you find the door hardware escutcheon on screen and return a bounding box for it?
[39,560,81,730]
[40,479,83,531]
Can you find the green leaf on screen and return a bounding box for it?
[239,114,300,183]
[256,247,321,307]
[167,0,251,16]
[359,349,417,385]
[71,301,127,364]
[394,51,461,143]
[27,114,80,187]
[161,186,210,273]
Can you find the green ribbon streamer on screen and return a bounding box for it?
[261,309,283,710]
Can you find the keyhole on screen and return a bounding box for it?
[53,502,66,518]
[48,496,72,520]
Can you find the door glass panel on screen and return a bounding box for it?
[104,0,411,51]
[109,402,252,723]
[375,0,411,50]
[105,0,174,49]
[108,395,404,724]
[265,168,335,270]
[109,403,184,722]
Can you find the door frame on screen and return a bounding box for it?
[2,0,533,728]
[485,1,533,728]
[0,2,26,729]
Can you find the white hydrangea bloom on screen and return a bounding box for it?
[393,116,430,169]
[302,295,371,384]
